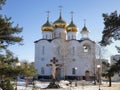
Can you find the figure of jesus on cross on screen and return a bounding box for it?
[47,57,62,80]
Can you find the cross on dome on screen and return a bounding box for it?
[46,11,50,21]
[84,19,86,27]
[70,11,74,21]
[59,5,62,16]
[41,10,53,32]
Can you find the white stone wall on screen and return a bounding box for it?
[35,38,96,78]
[53,28,67,40]
[42,31,53,39]
[67,32,77,40]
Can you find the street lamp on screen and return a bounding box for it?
[97,65,101,90]
[75,67,77,87]
[75,67,77,78]
[15,62,21,90]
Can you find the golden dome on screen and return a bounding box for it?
[53,13,67,29]
[67,20,78,32]
[66,11,78,32]
[42,18,53,32]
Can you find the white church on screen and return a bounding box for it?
[34,10,97,80]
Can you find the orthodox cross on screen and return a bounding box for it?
[59,5,62,16]
[59,5,62,12]
[46,11,50,20]
[70,11,74,21]
[46,57,62,80]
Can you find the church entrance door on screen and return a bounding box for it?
[85,70,90,80]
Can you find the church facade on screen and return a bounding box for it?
[34,11,96,80]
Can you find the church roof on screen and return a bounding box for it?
[34,38,95,43]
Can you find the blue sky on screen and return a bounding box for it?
[1,0,120,62]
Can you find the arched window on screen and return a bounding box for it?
[72,46,75,55]
[72,68,75,74]
[83,44,90,53]
[42,46,45,55]
[59,33,61,38]
[72,68,77,74]
[41,67,45,74]
[54,33,56,37]
[68,36,70,40]
[72,35,74,39]
[57,47,60,55]
[46,34,47,39]
[41,57,44,61]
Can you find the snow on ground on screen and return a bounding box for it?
[15,80,120,90]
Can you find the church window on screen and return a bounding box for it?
[72,58,76,61]
[46,35,47,39]
[42,46,45,55]
[41,57,44,61]
[72,68,76,74]
[59,33,61,37]
[54,32,58,38]
[41,67,45,74]
[50,35,52,39]
[43,35,45,39]
[72,35,74,39]
[83,45,89,52]
[68,36,70,40]
[57,47,61,55]
[72,46,75,55]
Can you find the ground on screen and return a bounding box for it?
[15,80,120,90]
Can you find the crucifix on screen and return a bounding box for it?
[46,57,62,80]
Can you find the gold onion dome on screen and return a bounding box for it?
[67,20,78,32]
[67,12,78,32]
[53,12,67,29]
[42,17,53,32]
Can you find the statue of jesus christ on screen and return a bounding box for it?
[46,57,62,80]
[52,63,57,79]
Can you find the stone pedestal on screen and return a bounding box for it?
[46,79,60,89]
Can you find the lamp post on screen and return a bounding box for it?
[75,67,77,87]
[15,62,21,90]
[97,65,101,90]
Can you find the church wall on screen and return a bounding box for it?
[80,40,96,76]
[42,31,52,39]
[35,38,96,79]
[64,40,96,77]
[53,28,67,39]
[35,40,55,76]
[67,32,78,40]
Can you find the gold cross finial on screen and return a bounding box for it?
[46,11,50,21]
[70,11,74,21]
[59,5,62,17]
[59,5,62,12]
